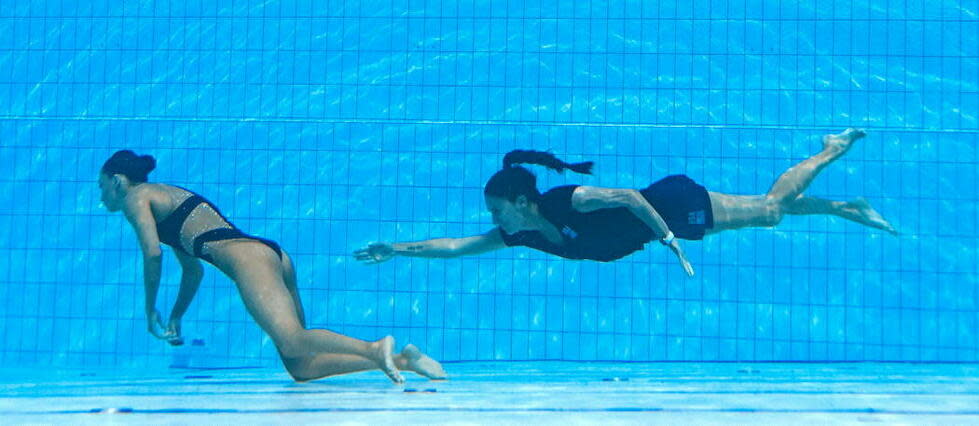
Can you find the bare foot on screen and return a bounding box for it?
[848,197,899,235]
[402,344,448,380]
[372,336,405,384]
[823,128,866,154]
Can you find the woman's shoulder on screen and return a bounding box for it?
[542,184,580,197]
[541,185,580,204]
[133,183,181,198]
[130,183,193,211]
[539,185,581,217]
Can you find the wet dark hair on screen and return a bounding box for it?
[483,150,593,202]
[101,150,156,183]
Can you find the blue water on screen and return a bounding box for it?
[0,1,976,370]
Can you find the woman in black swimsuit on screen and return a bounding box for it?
[355,129,897,273]
[99,150,445,384]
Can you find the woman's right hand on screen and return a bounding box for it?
[147,309,167,339]
[665,239,695,277]
[354,242,396,264]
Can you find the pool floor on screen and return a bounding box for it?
[2,362,979,424]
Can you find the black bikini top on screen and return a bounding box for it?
[155,195,216,253]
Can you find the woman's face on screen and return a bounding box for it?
[98,173,124,212]
[485,195,531,234]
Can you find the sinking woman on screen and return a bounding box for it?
[100,150,445,384]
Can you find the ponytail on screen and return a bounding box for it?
[484,150,594,202]
[502,150,593,174]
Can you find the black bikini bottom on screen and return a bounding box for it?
[193,228,283,265]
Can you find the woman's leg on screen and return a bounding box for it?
[784,195,898,234]
[212,241,404,383]
[705,192,774,233]
[765,128,865,205]
[286,344,448,382]
[706,128,867,234]
[279,251,306,328]
[274,250,447,381]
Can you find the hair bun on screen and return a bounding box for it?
[139,155,157,173]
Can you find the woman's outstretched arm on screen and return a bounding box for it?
[354,228,507,264]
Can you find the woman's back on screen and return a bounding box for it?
[147,184,236,255]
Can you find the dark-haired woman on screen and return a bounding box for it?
[99,150,446,384]
[355,129,897,274]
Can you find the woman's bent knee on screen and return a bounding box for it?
[281,355,313,382]
[272,328,310,359]
[762,199,785,227]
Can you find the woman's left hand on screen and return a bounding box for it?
[354,242,396,264]
[165,317,184,346]
[665,239,695,277]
